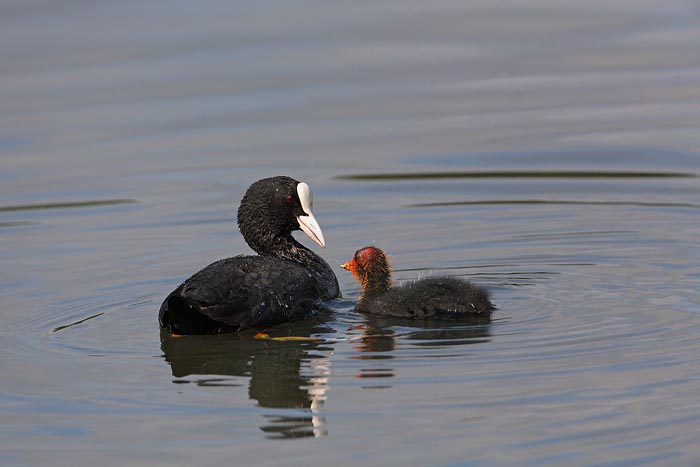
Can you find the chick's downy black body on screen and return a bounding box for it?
[342,246,493,319]
[357,276,492,319]
[159,176,339,335]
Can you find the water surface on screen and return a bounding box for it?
[1,1,700,466]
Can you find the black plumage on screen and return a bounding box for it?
[342,246,493,319]
[159,176,339,334]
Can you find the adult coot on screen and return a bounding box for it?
[342,246,493,319]
[160,176,340,334]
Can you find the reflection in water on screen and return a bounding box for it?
[336,170,696,181]
[160,320,333,439]
[351,314,492,388]
[0,199,136,212]
[407,199,700,209]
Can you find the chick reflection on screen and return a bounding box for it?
[351,314,492,386]
[160,320,333,439]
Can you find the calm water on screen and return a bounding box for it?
[2,1,700,466]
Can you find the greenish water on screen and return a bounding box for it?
[1,2,700,466]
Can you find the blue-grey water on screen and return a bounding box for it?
[2,1,700,466]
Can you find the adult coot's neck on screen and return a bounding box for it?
[236,176,339,299]
[248,229,339,300]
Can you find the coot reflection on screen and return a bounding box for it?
[160,318,333,439]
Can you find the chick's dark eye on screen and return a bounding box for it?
[285,195,295,204]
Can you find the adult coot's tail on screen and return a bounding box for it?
[160,294,236,335]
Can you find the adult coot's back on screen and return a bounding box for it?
[159,176,340,334]
[342,246,493,319]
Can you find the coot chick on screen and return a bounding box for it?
[342,246,493,319]
[159,176,340,334]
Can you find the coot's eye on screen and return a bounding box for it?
[285,195,295,204]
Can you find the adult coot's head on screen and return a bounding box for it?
[238,176,326,255]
